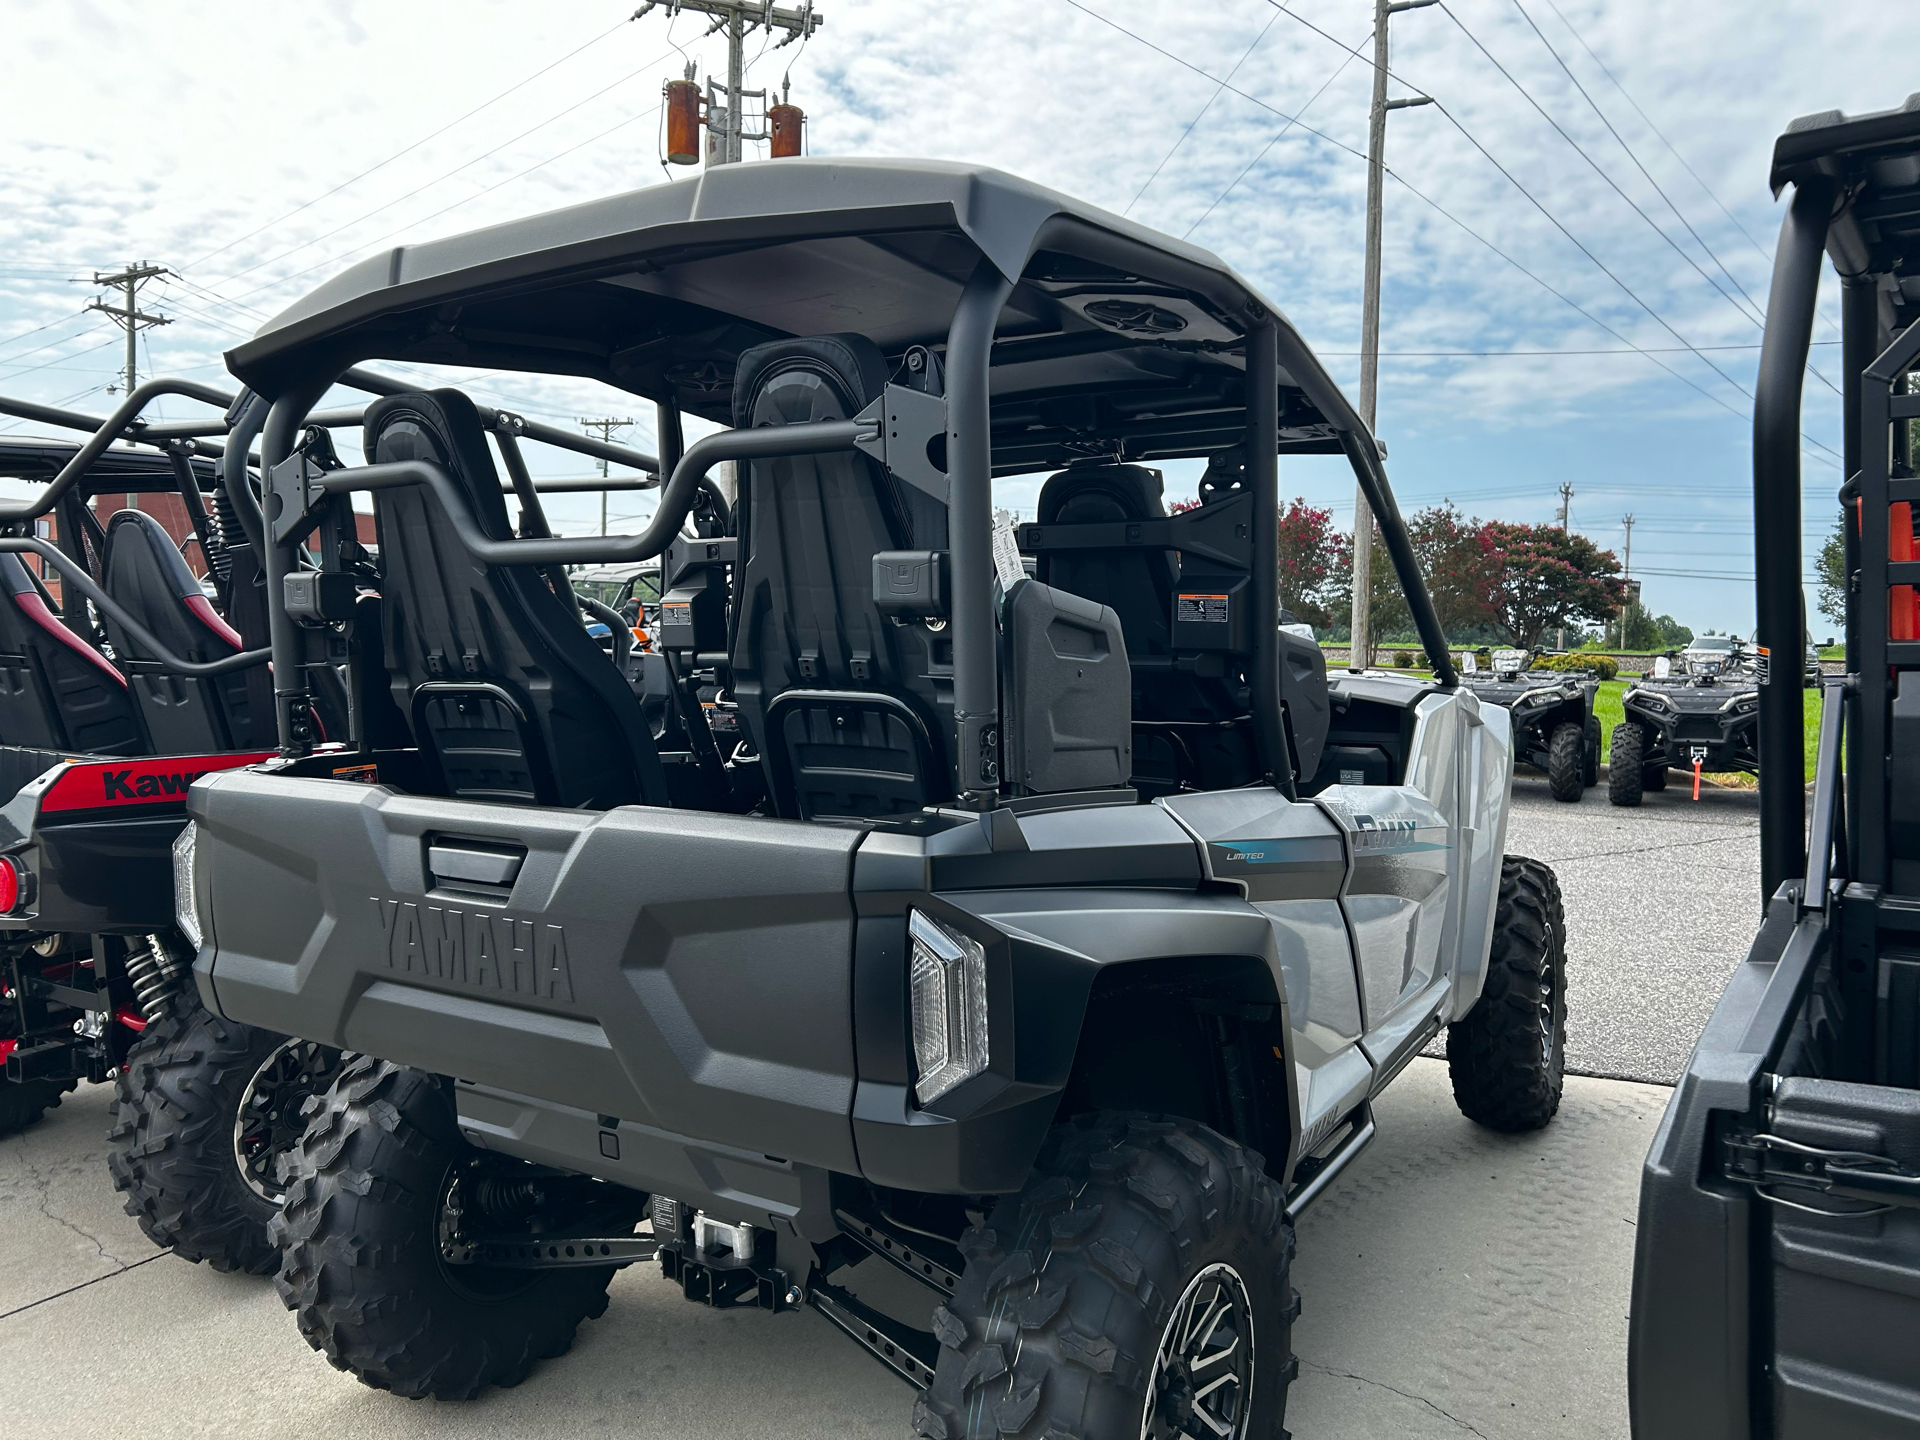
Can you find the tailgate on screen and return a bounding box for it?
[187,769,863,1173]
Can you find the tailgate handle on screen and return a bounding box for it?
[428,841,525,892]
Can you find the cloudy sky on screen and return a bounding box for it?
[1,0,1910,635]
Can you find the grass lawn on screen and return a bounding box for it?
[1593,679,1822,782]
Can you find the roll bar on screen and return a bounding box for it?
[0,536,269,677]
[1753,176,1835,901]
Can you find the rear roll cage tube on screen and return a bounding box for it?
[0,380,236,522]
[0,536,270,677]
[1753,176,1835,902]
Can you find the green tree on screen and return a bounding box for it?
[1815,512,1848,630]
[1274,497,1343,627]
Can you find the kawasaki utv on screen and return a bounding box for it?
[0,415,357,1272]
[180,158,1563,1437]
[0,367,682,1274]
[1459,646,1599,801]
[1608,645,1760,806]
[1632,96,1920,1438]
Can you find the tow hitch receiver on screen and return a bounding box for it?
[1722,1129,1920,1211]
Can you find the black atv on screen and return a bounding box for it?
[1461,647,1599,801]
[1632,96,1920,1438]
[1608,644,1758,806]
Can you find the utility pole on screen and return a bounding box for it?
[1618,512,1634,646]
[1555,481,1575,650]
[89,262,171,512]
[579,416,635,535]
[1350,0,1433,672]
[639,0,823,167]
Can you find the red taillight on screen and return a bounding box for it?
[0,858,22,914]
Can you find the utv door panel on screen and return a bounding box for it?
[1316,785,1452,1032]
[192,769,863,1172]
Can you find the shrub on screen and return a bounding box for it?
[1393,649,1414,669]
[1534,651,1618,682]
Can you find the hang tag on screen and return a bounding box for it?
[991,509,1026,592]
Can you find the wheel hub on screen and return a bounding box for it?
[233,1039,343,1202]
[1142,1262,1254,1440]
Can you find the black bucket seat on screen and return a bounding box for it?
[0,552,144,756]
[99,508,265,755]
[726,335,956,821]
[364,390,668,810]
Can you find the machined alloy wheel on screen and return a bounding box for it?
[1143,1263,1255,1439]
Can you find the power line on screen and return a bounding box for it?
[204,44,683,300]
[1070,1,1839,468]
[1436,1,1764,334]
[1124,9,1281,218]
[185,14,635,270]
[1183,32,1370,240]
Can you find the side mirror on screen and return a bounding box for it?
[1652,656,1672,679]
[1461,651,1478,674]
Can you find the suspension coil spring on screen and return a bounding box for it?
[124,934,185,1021]
[207,488,240,583]
[472,1176,548,1219]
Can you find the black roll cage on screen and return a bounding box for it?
[241,215,1455,812]
[0,375,676,694]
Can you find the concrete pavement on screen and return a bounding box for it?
[1,1059,1665,1439]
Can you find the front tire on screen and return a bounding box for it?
[916,1113,1295,1440]
[1448,856,1566,1133]
[1608,722,1645,806]
[273,1056,619,1400]
[108,991,340,1273]
[1582,714,1601,787]
[1547,721,1584,802]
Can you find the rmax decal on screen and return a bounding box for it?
[39,752,273,813]
[1350,813,1449,855]
[371,898,574,1003]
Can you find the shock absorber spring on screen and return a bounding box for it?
[472,1176,548,1219]
[124,934,185,1021]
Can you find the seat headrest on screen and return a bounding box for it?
[106,509,203,602]
[1037,463,1168,524]
[731,333,889,428]
[363,390,514,542]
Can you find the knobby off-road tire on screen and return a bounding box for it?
[1608,722,1645,806]
[1448,856,1566,1133]
[272,1055,618,1400]
[108,991,334,1272]
[916,1113,1296,1440]
[0,1076,74,1136]
[1582,714,1601,788]
[1547,721,1585,802]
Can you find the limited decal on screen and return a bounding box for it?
[371,897,574,1003]
[39,752,273,813]
[1210,836,1342,867]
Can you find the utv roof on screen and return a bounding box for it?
[0,438,217,490]
[227,157,1360,471]
[1772,94,1920,329]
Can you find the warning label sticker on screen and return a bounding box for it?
[1177,593,1231,625]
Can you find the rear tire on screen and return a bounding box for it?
[1582,714,1600,787]
[1608,723,1645,806]
[1547,721,1584,802]
[272,1056,619,1400]
[108,992,339,1273]
[1448,856,1566,1133]
[916,1113,1295,1440]
[0,1076,74,1137]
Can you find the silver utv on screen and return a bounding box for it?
[179,159,1559,1436]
